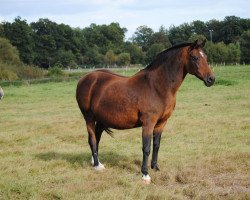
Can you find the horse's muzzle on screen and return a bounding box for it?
[204,75,215,87]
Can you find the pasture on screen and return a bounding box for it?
[0,66,249,199]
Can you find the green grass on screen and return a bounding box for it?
[0,66,249,199]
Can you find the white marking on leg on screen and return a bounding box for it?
[91,156,105,170]
[91,156,94,166]
[94,163,105,171]
[142,174,151,184]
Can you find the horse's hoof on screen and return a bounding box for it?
[142,174,151,184]
[151,165,160,171]
[94,163,105,171]
[91,157,104,167]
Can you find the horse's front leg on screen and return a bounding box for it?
[151,132,162,171]
[151,124,165,171]
[141,118,156,184]
[151,122,166,171]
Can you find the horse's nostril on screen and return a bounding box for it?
[207,76,214,83]
[208,77,212,83]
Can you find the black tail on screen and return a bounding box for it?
[78,108,114,138]
[103,127,114,138]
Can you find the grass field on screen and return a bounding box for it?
[0,66,249,199]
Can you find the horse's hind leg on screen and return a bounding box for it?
[86,119,104,170]
[91,122,105,167]
[95,122,104,153]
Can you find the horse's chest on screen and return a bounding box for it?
[160,100,176,122]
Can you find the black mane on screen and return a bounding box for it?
[145,42,193,70]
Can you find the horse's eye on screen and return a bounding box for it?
[191,56,199,62]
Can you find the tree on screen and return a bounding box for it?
[188,34,206,42]
[31,18,58,68]
[132,25,154,51]
[83,46,104,66]
[206,19,222,43]
[0,24,4,37]
[104,50,117,66]
[227,43,240,64]
[2,17,34,64]
[0,37,21,65]
[123,42,145,64]
[204,42,228,64]
[83,23,126,54]
[168,23,192,44]
[55,50,76,68]
[240,30,250,64]
[117,53,130,66]
[146,43,165,64]
[221,16,244,44]
[191,20,208,36]
[149,26,171,48]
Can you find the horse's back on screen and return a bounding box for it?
[76,70,127,114]
[76,70,143,128]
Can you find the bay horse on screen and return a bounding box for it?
[76,40,215,183]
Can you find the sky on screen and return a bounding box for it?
[0,0,249,38]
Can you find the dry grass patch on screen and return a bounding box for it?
[0,66,249,199]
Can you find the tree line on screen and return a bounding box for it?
[0,16,250,70]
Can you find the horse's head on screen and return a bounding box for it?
[186,40,215,87]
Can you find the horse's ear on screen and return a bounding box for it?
[190,40,199,50]
[200,39,206,48]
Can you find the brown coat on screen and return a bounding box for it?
[76,40,215,178]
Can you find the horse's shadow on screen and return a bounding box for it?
[34,151,141,172]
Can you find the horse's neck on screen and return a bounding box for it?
[149,53,187,97]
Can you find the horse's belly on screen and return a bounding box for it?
[94,106,140,129]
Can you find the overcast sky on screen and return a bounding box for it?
[0,0,249,38]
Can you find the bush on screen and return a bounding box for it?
[0,68,18,81]
[0,37,21,65]
[117,53,131,66]
[47,63,67,77]
[0,62,45,81]
[16,65,45,79]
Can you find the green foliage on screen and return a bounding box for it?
[212,42,228,63]
[123,42,145,64]
[0,62,45,81]
[0,66,249,199]
[188,34,206,42]
[0,67,18,81]
[149,26,171,48]
[169,23,193,44]
[227,43,241,64]
[221,16,245,44]
[0,15,249,68]
[204,41,241,64]
[0,37,44,81]
[48,63,66,77]
[104,51,131,66]
[146,43,165,63]
[117,53,131,66]
[0,37,21,65]
[83,23,126,54]
[240,30,250,64]
[83,47,104,66]
[2,17,34,64]
[104,50,117,66]
[16,65,45,79]
[55,50,76,68]
[132,25,154,51]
